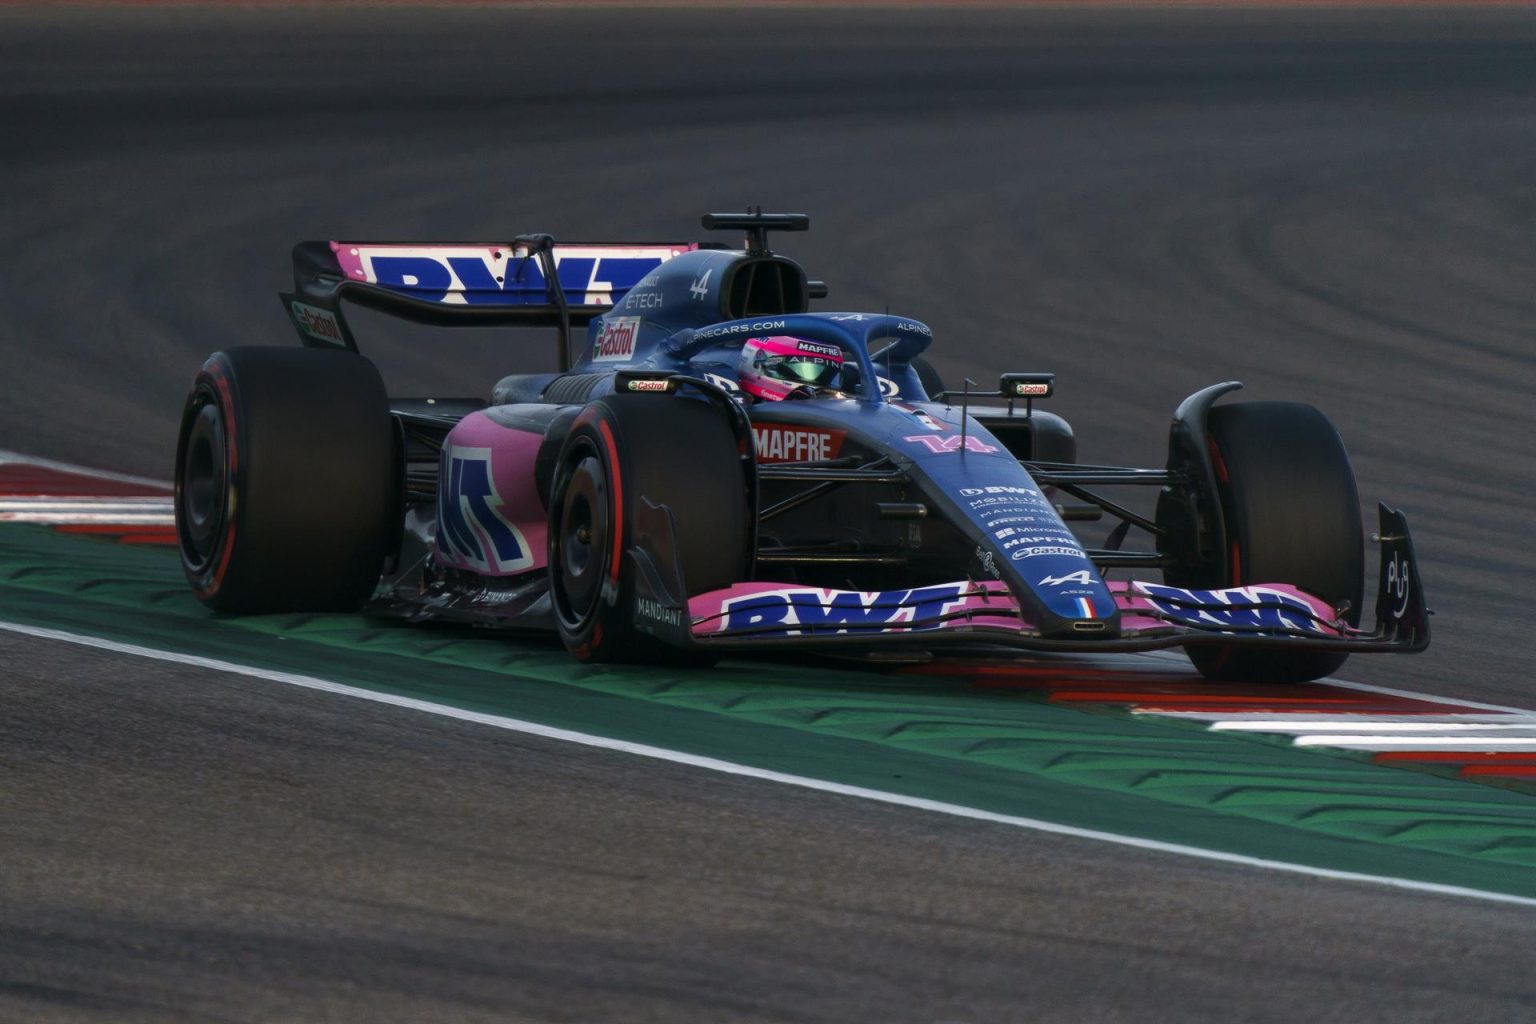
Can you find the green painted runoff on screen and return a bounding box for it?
[4,525,1535,897]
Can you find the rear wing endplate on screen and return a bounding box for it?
[279,236,695,371]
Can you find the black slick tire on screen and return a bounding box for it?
[547,394,748,663]
[1180,401,1364,683]
[174,347,398,614]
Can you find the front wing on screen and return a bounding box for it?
[630,503,1430,656]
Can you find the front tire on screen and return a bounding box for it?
[174,347,398,614]
[1176,401,1364,683]
[547,394,749,663]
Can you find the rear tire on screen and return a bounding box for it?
[1177,402,1364,683]
[548,394,749,663]
[174,347,398,614]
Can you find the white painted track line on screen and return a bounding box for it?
[1129,675,1536,757]
[0,448,171,489]
[0,513,175,524]
[0,515,175,525]
[1293,736,1536,751]
[1151,713,1527,725]
[0,499,174,509]
[1214,721,1536,733]
[2,616,1535,910]
[1322,678,1536,717]
[6,450,1536,905]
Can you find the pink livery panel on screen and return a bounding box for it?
[433,411,548,577]
[687,580,1350,640]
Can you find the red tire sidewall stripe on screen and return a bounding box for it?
[198,361,240,597]
[1210,434,1236,672]
[1207,435,1229,485]
[596,417,623,585]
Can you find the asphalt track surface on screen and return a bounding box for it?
[4,6,1536,1022]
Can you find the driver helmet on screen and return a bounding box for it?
[738,335,844,401]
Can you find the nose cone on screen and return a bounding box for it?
[894,406,1119,638]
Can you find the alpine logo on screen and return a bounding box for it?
[1039,570,1096,586]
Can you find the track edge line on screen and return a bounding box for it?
[4,615,1534,910]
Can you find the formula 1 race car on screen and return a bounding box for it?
[173,211,1429,682]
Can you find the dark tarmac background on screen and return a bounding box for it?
[2,6,1536,1021]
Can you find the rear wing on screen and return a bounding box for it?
[280,235,696,371]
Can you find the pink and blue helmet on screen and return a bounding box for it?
[737,335,844,402]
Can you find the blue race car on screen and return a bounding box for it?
[173,212,1428,681]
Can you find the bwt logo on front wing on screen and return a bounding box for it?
[436,446,534,574]
[718,584,968,635]
[1138,583,1329,634]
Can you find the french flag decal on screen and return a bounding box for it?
[1075,597,1096,618]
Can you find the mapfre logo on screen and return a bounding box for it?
[753,424,845,463]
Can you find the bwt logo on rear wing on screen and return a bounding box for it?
[333,243,694,307]
[280,239,695,359]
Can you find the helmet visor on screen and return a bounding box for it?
[761,354,841,389]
